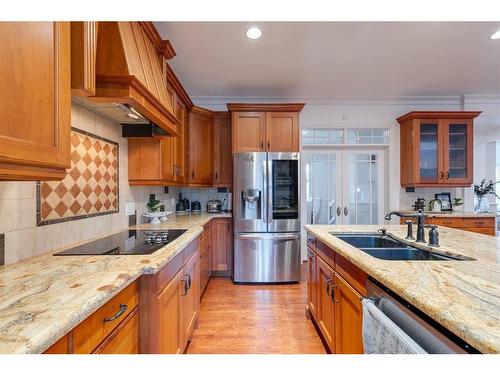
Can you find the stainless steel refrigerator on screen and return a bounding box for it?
[233,152,300,283]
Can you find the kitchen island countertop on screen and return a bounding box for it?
[305,224,500,354]
[0,212,231,354]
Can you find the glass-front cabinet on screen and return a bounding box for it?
[398,112,480,187]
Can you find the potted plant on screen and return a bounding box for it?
[473,179,500,213]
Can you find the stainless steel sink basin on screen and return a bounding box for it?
[332,233,473,261]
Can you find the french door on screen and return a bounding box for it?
[303,149,385,226]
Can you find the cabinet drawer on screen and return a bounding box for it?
[334,253,367,297]
[73,281,139,354]
[462,217,495,228]
[306,233,317,251]
[93,307,140,354]
[428,217,463,228]
[316,240,336,270]
[463,227,496,236]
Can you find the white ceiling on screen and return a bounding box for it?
[154,22,500,100]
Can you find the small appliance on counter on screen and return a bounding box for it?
[412,197,426,211]
[175,200,186,214]
[429,198,442,212]
[207,199,222,213]
[191,201,201,213]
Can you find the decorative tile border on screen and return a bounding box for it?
[36,127,119,226]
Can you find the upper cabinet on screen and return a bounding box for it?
[188,107,214,186]
[213,112,232,187]
[398,111,480,187]
[228,103,304,153]
[0,22,71,181]
[70,22,98,97]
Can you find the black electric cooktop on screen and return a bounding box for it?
[54,229,188,256]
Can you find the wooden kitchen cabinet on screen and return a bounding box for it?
[213,112,232,186]
[316,256,336,352]
[398,111,480,187]
[182,251,200,343]
[306,247,318,320]
[71,21,98,96]
[200,222,212,294]
[44,335,69,354]
[93,308,140,354]
[157,269,184,354]
[139,238,200,354]
[188,106,214,186]
[400,216,496,236]
[333,273,363,354]
[265,112,299,152]
[211,218,233,274]
[228,103,304,153]
[231,111,266,152]
[0,22,71,181]
[307,235,367,354]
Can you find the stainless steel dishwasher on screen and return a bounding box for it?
[366,278,478,354]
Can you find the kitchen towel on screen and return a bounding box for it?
[362,298,427,354]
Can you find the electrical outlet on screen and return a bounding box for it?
[125,202,136,216]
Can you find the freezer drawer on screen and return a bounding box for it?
[234,233,301,283]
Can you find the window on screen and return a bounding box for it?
[302,128,389,146]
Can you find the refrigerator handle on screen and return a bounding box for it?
[262,156,268,224]
[267,157,273,226]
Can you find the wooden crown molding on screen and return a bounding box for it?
[191,105,215,118]
[140,22,176,60]
[214,111,230,119]
[397,111,482,124]
[226,103,305,112]
[167,64,194,110]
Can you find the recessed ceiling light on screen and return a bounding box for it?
[490,30,500,39]
[246,26,262,40]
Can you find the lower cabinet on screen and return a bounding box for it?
[316,256,336,351]
[400,216,496,236]
[307,236,366,354]
[200,222,212,293]
[211,218,233,273]
[44,280,140,354]
[139,237,200,354]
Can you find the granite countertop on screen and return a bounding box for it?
[0,212,231,354]
[399,210,497,218]
[304,224,500,353]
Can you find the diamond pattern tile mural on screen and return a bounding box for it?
[37,128,119,226]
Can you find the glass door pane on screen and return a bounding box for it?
[344,151,382,225]
[447,123,467,179]
[419,123,439,181]
[272,159,299,219]
[305,153,338,224]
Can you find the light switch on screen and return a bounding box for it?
[125,202,136,216]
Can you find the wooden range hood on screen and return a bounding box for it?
[87,22,179,135]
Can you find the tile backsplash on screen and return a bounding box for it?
[0,103,178,265]
[180,187,230,211]
[399,187,464,211]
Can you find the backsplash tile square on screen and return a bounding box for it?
[37,128,119,226]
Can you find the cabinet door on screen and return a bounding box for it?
[183,251,200,346]
[70,21,97,96]
[157,269,184,354]
[212,219,232,272]
[442,119,473,185]
[416,119,443,184]
[128,138,162,182]
[316,256,335,352]
[0,22,71,180]
[93,308,140,354]
[306,247,318,320]
[213,115,232,186]
[161,137,177,181]
[333,273,363,354]
[266,112,299,152]
[173,97,187,183]
[189,112,213,185]
[232,112,266,152]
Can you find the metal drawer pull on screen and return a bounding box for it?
[186,274,192,289]
[331,284,338,303]
[182,279,189,295]
[103,304,128,323]
[326,278,333,297]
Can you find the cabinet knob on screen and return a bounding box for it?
[260,141,264,150]
[268,141,270,149]
[215,171,218,180]
[191,170,195,179]
[446,171,450,179]
[439,172,444,179]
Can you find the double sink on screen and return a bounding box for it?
[332,233,474,261]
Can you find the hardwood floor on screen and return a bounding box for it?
[186,277,327,354]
